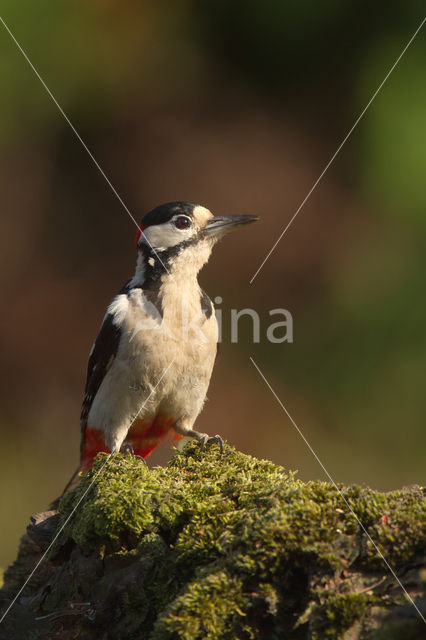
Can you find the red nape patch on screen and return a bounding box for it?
[135,224,147,246]
[81,427,110,473]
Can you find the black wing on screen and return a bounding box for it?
[200,289,213,319]
[80,312,121,457]
[200,289,220,357]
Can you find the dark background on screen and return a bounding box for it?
[1,2,425,570]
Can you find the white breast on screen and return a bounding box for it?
[87,284,218,439]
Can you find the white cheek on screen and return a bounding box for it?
[141,222,193,249]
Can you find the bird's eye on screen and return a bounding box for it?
[175,216,191,230]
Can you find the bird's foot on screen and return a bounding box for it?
[120,442,135,456]
[174,423,225,454]
[197,433,224,454]
[120,442,146,465]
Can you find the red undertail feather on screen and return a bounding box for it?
[81,428,110,473]
[81,414,182,472]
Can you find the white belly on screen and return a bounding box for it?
[87,287,218,437]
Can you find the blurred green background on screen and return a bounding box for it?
[1,2,425,570]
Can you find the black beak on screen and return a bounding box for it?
[203,214,259,237]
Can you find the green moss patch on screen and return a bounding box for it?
[1,442,425,639]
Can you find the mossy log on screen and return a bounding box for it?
[1,443,425,639]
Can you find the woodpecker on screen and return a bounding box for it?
[79,202,258,473]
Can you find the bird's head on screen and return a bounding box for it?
[135,202,258,278]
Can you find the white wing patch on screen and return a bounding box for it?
[106,294,129,327]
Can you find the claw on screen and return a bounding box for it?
[121,442,135,456]
[199,434,224,454]
[120,442,147,465]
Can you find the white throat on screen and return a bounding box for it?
[166,239,214,283]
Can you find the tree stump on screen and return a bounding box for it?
[1,443,425,639]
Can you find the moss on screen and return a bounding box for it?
[59,445,426,574]
[2,442,425,639]
[311,593,369,639]
[151,570,247,640]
